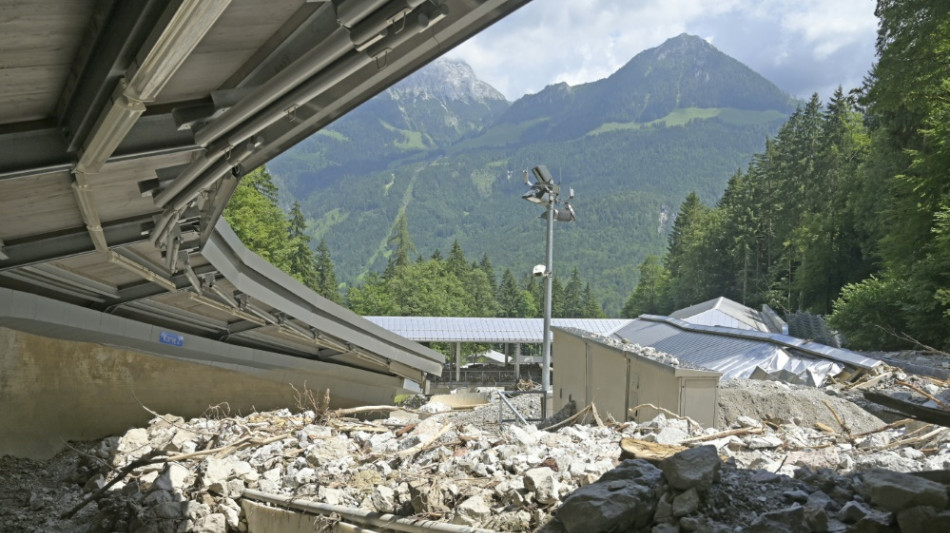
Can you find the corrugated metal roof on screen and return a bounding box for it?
[671,296,772,332]
[614,314,880,385]
[364,317,633,344]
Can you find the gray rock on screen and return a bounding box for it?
[897,505,950,532]
[746,505,808,533]
[152,501,185,520]
[804,504,828,532]
[751,470,780,483]
[654,492,674,524]
[660,446,721,492]
[838,500,874,524]
[524,467,560,505]
[672,487,699,518]
[556,460,664,533]
[783,489,809,503]
[860,469,949,512]
[806,490,837,512]
[653,523,680,533]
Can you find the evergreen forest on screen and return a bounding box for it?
[624,0,950,351]
[224,169,605,322]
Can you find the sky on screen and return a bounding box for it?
[447,0,879,102]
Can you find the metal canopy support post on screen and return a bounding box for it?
[514,343,521,381]
[455,342,461,383]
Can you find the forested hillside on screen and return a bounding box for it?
[223,172,605,324]
[268,35,796,314]
[624,0,950,351]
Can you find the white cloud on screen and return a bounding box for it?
[447,0,877,101]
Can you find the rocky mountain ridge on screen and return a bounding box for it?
[269,34,797,313]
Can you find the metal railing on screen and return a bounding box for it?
[496,389,547,425]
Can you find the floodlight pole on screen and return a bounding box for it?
[541,197,554,413]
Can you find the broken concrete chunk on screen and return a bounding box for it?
[660,446,721,492]
[372,485,396,513]
[192,512,227,533]
[154,462,192,493]
[451,495,492,526]
[524,467,560,505]
[219,498,241,529]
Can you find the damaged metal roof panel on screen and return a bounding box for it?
[614,314,880,385]
[670,296,774,332]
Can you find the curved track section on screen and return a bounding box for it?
[0,0,530,392]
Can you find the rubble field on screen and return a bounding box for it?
[2,365,950,533]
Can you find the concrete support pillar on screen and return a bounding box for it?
[455,342,461,383]
[504,343,509,365]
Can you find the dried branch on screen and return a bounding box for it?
[851,418,914,439]
[62,450,167,519]
[543,405,592,431]
[677,427,765,444]
[821,399,853,441]
[396,424,453,458]
[896,380,948,409]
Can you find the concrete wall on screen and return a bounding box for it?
[553,329,720,427]
[0,326,399,459]
[553,332,587,409]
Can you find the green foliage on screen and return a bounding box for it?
[224,167,292,271]
[315,238,342,303]
[224,167,342,302]
[829,277,909,350]
[622,256,671,317]
[346,228,604,320]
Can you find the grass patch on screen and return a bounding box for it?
[317,129,348,142]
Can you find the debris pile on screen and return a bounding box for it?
[3,381,950,532]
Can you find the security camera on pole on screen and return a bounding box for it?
[521,165,574,417]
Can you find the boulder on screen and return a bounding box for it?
[897,506,950,532]
[746,505,808,533]
[860,469,949,512]
[556,460,664,533]
[660,446,721,492]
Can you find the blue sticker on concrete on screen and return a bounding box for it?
[159,331,184,347]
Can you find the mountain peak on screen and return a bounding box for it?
[389,57,507,104]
